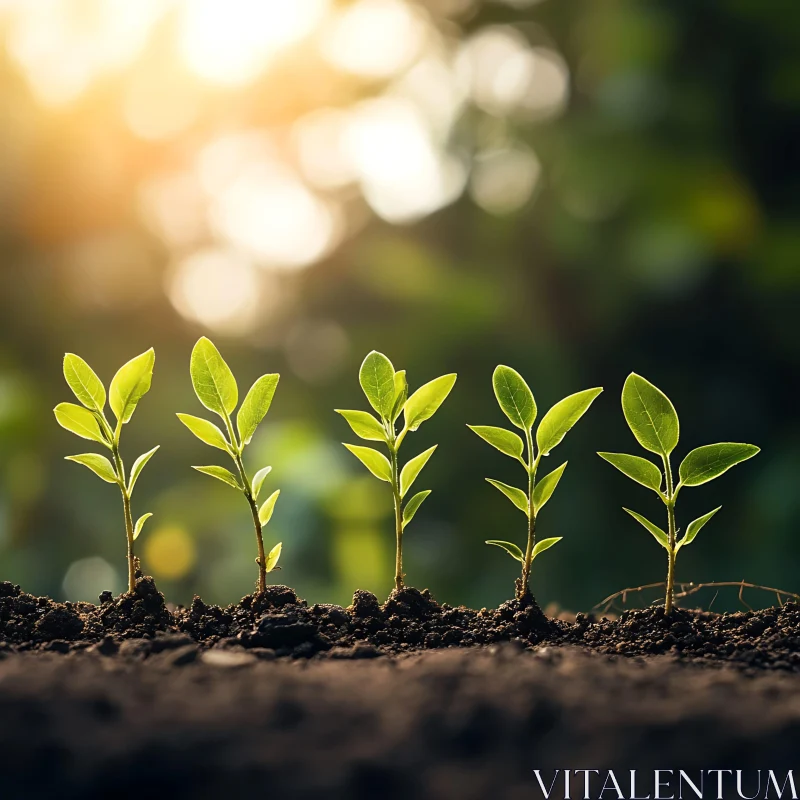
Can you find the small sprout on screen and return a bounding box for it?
[599,373,760,614]
[55,350,158,593]
[338,351,456,591]
[471,366,602,600]
[179,337,281,594]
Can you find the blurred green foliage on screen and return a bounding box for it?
[0,0,798,612]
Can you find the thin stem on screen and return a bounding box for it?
[662,453,677,614]
[111,443,135,593]
[390,444,403,591]
[223,414,266,594]
[518,430,540,600]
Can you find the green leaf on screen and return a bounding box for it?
[359,351,396,419]
[237,374,280,445]
[621,373,679,456]
[258,489,280,526]
[65,453,118,484]
[598,452,663,493]
[54,403,109,447]
[391,370,408,422]
[402,489,431,526]
[128,446,160,494]
[493,365,536,430]
[679,506,721,550]
[177,413,230,452]
[485,540,524,562]
[133,513,153,542]
[404,373,457,431]
[190,337,238,418]
[532,462,567,513]
[486,479,529,515]
[537,387,603,456]
[400,445,437,497]
[531,537,562,561]
[193,465,241,491]
[343,444,392,482]
[109,348,155,425]
[679,443,760,487]
[335,409,386,442]
[265,542,282,573]
[468,425,524,461]
[63,353,105,412]
[624,508,670,550]
[252,466,272,499]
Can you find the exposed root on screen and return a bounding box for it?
[593,580,800,615]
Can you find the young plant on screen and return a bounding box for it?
[55,349,158,593]
[599,373,760,614]
[470,366,602,600]
[337,351,456,592]
[178,337,281,594]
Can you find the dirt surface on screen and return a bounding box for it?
[1,646,799,799]
[3,577,800,670]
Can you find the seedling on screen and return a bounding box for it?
[599,373,760,614]
[178,337,281,594]
[338,351,456,591]
[470,366,602,600]
[55,350,158,593]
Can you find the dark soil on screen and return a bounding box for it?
[3,577,800,796]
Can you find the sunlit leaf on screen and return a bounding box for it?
[258,489,280,526]
[400,445,437,497]
[486,478,529,515]
[537,388,603,456]
[343,443,392,482]
[252,466,272,500]
[237,374,280,445]
[65,453,118,484]
[109,348,155,425]
[177,413,230,452]
[193,465,241,491]
[54,403,109,447]
[359,351,395,419]
[492,365,536,430]
[679,443,760,487]
[468,425,524,461]
[265,542,282,573]
[531,536,562,561]
[532,462,567,513]
[335,409,386,442]
[598,452,663,493]
[485,540,524,562]
[128,446,160,494]
[391,370,408,422]
[63,353,105,412]
[621,373,679,456]
[404,373,457,431]
[624,508,670,550]
[678,506,721,550]
[403,489,431,527]
[190,337,238,418]
[133,513,153,542]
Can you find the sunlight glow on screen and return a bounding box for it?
[168,247,262,334]
[470,146,541,214]
[321,0,427,79]
[345,98,467,223]
[292,108,358,189]
[180,0,330,86]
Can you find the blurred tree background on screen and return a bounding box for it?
[0,0,797,611]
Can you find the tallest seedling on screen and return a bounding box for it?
[338,351,456,591]
[599,373,760,614]
[55,350,158,593]
[471,367,602,600]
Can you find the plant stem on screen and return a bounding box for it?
[518,430,538,600]
[224,415,267,594]
[663,454,677,614]
[389,442,404,592]
[111,442,135,593]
